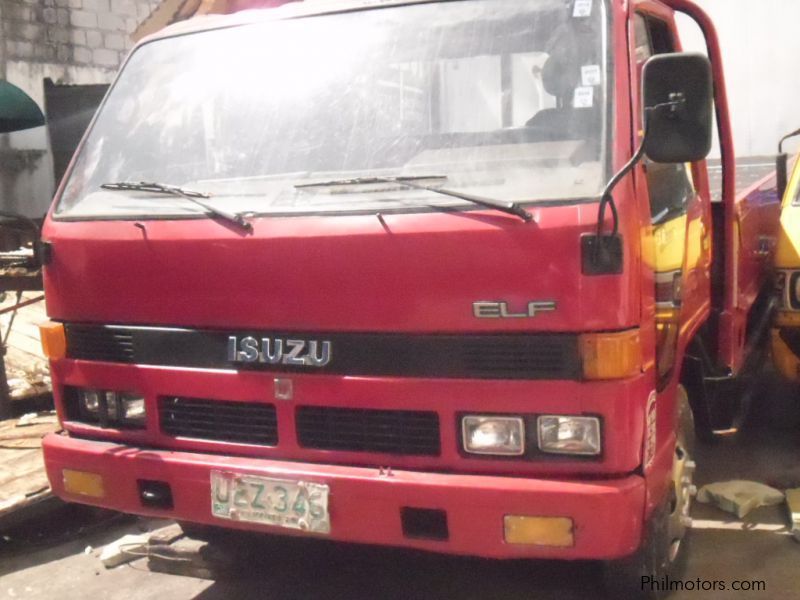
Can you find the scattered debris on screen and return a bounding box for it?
[146,537,218,580]
[786,489,800,542]
[15,413,39,427]
[99,533,150,568]
[96,523,237,579]
[148,523,184,547]
[0,412,57,442]
[697,480,785,518]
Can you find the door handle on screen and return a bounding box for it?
[753,236,773,259]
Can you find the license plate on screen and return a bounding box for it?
[210,471,330,534]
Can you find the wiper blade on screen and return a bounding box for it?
[100,181,253,232]
[296,176,532,222]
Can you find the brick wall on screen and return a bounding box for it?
[0,0,159,217]
[2,0,159,71]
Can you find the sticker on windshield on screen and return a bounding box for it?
[581,65,602,86]
[573,86,594,108]
[573,0,592,17]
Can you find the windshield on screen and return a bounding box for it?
[55,0,611,219]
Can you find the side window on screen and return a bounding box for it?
[634,13,695,223]
[634,14,652,63]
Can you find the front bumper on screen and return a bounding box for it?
[43,433,645,560]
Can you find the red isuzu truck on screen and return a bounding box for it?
[37,0,779,596]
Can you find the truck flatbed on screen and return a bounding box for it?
[708,156,777,202]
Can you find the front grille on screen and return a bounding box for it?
[62,324,581,381]
[296,406,440,456]
[159,397,278,446]
[65,325,134,362]
[459,337,575,378]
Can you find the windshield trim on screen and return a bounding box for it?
[51,0,615,222]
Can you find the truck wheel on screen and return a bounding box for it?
[602,501,672,599]
[667,386,696,564]
[603,386,695,599]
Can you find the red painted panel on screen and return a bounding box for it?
[44,432,646,560]
[42,206,638,334]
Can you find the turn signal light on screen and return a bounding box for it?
[39,321,66,360]
[63,469,105,498]
[504,516,574,547]
[580,330,642,380]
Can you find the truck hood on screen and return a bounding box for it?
[42,206,638,333]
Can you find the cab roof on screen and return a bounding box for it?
[138,0,442,45]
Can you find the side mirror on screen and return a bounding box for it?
[776,127,800,199]
[777,153,790,201]
[642,53,713,164]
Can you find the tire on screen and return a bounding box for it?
[603,501,673,600]
[603,386,695,599]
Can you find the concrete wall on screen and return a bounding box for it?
[0,0,158,217]
[677,0,800,160]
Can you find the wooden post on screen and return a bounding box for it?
[0,344,10,420]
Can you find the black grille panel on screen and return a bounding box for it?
[296,406,440,456]
[63,324,581,380]
[65,325,134,362]
[159,397,278,446]
[460,337,574,378]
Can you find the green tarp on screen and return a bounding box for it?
[0,80,45,134]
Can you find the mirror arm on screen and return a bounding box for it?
[776,127,800,199]
[596,117,650,240]
[779,128,800,155]
[595,97,687,240]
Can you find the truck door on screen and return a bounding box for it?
[634,11,712,388]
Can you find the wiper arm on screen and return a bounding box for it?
[100,181,253,233]
[296,176,532,222]
[295,175,449,190]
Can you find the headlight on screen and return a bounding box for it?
[122,396,146,423]
[75,388,146,428]
[462,416,525,456]
[793,272,800,310]
[776,271,788,309]
[80,390,102,414]
[537,416,601,456]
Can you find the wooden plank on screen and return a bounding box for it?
[0,292,52,401]
[6,322,43,341]
[7,336,43,358]
[0,414,56,517]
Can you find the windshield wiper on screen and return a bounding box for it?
[295,175,532,222]
[100,181,253,233]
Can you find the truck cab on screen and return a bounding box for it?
[772,156,800,379]
[38,0,779,596]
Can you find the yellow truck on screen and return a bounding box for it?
[772,131,800,379]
